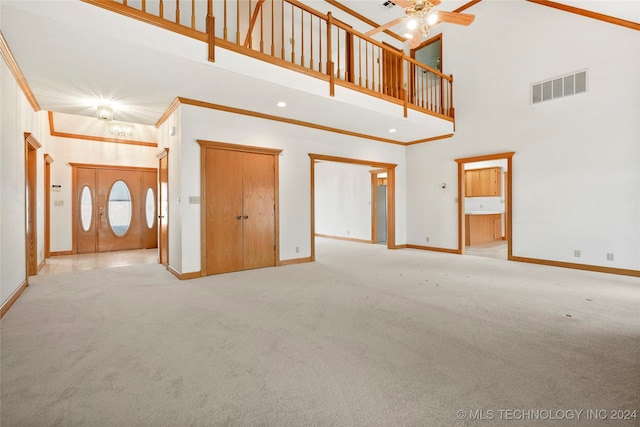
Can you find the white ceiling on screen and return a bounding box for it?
[2,0,635,144]
[1,0,464,143]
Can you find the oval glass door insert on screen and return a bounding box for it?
[80,186,92,231]
[108,180,132,236]
[145,187,155,229]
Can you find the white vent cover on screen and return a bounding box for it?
[381,0,396,10]
[531,70,587,104]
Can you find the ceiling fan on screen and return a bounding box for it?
[366,0,475,49]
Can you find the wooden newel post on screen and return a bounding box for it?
[327,12,334,97]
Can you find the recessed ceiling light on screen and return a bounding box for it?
[389,128,397,133]
[277,101,287,107]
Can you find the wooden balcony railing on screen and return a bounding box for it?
[83,0,454,120]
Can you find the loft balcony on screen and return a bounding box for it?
[3,0,456,144]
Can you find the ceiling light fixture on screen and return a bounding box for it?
[389,128,397,133]
[96,104,114,121]
[276,101,287,107]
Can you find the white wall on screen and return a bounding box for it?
[46,114,158,252]
[176,104,406,274]
[157,107,182,274]
[1,58,45,305]
[315,161,373,240]
[406,1,640,270]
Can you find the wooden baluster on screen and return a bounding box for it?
[309,14,314,70]
[291,3,295,63]
[260,3,264,53]
[449,75,454,118]
[271,0,275,56]
[449,79,452,116]
[236,0,241,43]
[280,0,285,59]
[365,41,369,89]
[223,0,228,40]
[398,53,409,117]
[327,12,334,96]
[300,10,304,67]
[191,0,196,29]
[248,0,252,48]
[337,29,341,80]
[142,0,146,13]
[358,38,362,87]
[319,20,323,73]
[176,0,180,24]
[124,0,127,5]
[160,0,164,19]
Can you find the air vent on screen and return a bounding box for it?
[381,0,396,10]
[531,70,587,104]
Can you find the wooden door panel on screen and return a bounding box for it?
[205,149,243,274]
[242,152,275,270]
[97,169,143,252]
[142,170,158,249]
[77,168,97,254]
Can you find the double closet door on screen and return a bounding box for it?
[74,165,157,253]
[201,142,281,275]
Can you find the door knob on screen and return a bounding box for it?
[236,215,242,220]
[243,215,249,219]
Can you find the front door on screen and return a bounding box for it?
[74,165,157,254]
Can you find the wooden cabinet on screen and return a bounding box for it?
[465,213,503,246]
[465,167,501,197]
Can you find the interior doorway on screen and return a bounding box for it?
[25,133,41,277]
[371,169,388,244]
[309,154,397,261]
[455,152,514,260]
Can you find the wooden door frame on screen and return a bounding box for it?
[70,163,157,254]
[370,168,388,243]
[455,152,514,258]
[198,140,282,277]
[44,154,54,259]
[156,148,169,267]
[310,154,398,261]
[25,133,41,277]
[410,34,443,113]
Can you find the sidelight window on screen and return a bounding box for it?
[145,188,155,229]
[80,186,93,231]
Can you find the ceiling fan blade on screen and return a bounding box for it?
[393,0,414,7]
[395,0,441,8]
[365,16,406,37]
[434,11,475,26]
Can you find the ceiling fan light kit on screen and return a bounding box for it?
[368,0,475,49]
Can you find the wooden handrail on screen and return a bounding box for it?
[82,0,455,120]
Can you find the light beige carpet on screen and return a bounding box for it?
[2,239,639,426]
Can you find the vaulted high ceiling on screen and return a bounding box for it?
[1,0,637,144]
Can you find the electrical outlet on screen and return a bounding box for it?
[606,253,614,261]
[426,237,430,243]
[54,200,64,206]
[188,196,200,205]
[574,250,581,258]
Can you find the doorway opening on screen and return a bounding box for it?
[309,154,397,261]
[25,133,41,277]
[455,152,514,260]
